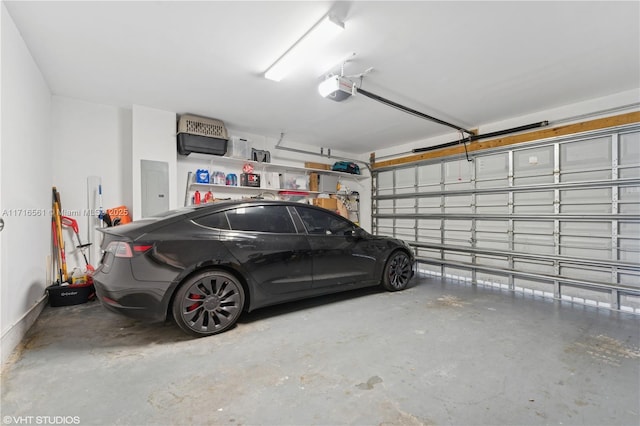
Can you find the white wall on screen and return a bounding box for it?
[132,105,177,220]
[50,96,132,267]
[1,3,53,364]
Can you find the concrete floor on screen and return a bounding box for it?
[1,276,639,426]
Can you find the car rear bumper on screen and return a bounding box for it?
[93,266,172,323]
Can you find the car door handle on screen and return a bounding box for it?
[236,243,256,249]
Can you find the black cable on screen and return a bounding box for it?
[461,131,472,162]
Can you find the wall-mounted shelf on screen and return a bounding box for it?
[189,181,321,194]
[184,157,364,220]
[204,156,368,181]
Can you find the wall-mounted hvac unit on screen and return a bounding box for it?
[177,114,229,156]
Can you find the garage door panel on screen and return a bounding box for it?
[619,273,640,289]
[372,125,639,313]
[560,137,611,182]
[376,171,394,196]
[513,191,554,213]
[444,252,472,263]
[560,236,612,259]
[561,266,612,283]
[514,235,554,254]
[476,193,509,214]
[476,220,509,232]
[513,146,554,185]
[444,195,472,213]
[513,220,554,234]
[417,164,441,186]
[560,188,612,214]
[475,231,510,250]
[476,255,509,268]
[513,260,555,275]
[619,131,639,165]
[418,197,440,212]
[619,238,640,263]
[476,153,509,188]
[444,230,471,246]
[619,187,640,214]
[561,221,612,237]
[395,198,415,213]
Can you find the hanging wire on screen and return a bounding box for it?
[460,130,472,162]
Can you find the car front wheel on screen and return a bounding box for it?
[381,251,412,291]
[172,270,245,337]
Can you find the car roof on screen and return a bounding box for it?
[101,199,351,239]
[183,199,331,218]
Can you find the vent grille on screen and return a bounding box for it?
[177,114,228,140]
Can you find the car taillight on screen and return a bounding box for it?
[105,242,153,258]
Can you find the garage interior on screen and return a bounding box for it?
[1,1,639,425]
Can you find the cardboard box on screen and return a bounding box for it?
[312,198,338,210]
[309,173,319,192]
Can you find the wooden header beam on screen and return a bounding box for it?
[372,111,640,170]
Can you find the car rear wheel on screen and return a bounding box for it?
[382,251,412,291]
[172,270,245,337]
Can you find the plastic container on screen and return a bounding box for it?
[195,169,210,183]
[226,173,238,186]
[47,281,95,307]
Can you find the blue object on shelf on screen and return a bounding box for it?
[195,169,210,183]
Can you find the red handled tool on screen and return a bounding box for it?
[61,215,94,272]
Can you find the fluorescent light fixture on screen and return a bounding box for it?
[264,15,344,82]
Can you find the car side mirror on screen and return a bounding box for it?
[344,228,363,239]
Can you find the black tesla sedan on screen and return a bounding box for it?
[93,200,414,336]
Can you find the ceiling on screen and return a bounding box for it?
[4,1,639,155]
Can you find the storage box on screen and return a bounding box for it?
[304,162,331,170]
[318,175,339,192]
[309,173,319,192]
[226,137,251,159]
[47,282,95,307]
[240,173,261,187]
[312,198,338,211]
[280,173,308,190]
[261,172,280,189]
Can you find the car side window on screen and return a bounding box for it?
[192,212,230,230]
[296,207,353,235]
[225,205,296,233]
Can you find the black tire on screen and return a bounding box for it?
[172,270,245,337]
[381,250,412,291]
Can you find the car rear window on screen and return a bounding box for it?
[225,205,296,233]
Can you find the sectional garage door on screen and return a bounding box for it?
[372,124,640,313]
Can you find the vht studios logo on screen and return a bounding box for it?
[3,416,80,425]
